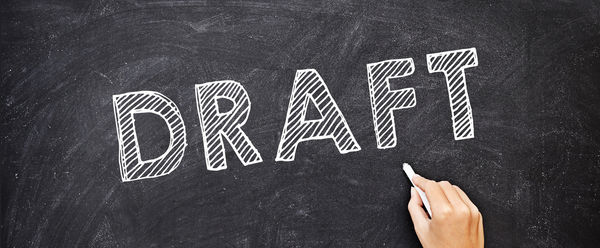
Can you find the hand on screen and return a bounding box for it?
[407,175,484,248]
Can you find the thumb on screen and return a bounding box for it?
[408,187,429,231]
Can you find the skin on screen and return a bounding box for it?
[407,175,484,248]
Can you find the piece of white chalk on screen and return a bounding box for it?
[403,163,432,217]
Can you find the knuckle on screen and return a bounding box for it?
[456,206,471,217]
[471,205,480,214]
[454,185,465,193]
[471,213,479,221]
[472,209,482,220]
[438,181,452,187]
[469,206,480,219]
[440,206,454,218]
[423,180,435,189]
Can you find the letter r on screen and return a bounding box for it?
[195,81,263,171]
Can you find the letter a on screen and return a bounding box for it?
[367,58,417,149]
[195,81,263,171]
[276,69,361,161]
[113,91,187,182]
[427,48,478,140]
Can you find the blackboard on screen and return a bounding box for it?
[2,1,599,247]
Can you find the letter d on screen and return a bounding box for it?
[113,91,187,182]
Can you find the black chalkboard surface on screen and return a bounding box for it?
[2,1,599,247]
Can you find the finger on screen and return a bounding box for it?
[412,175,450,214]
[453,185,475,207]
[408,187,429,230]
[454,184,483,244]
[453,185,481,218]
[477,213,484,247]
[437,181,465,206]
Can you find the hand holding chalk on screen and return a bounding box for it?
[403,163,432,216]
[405,166,484,248]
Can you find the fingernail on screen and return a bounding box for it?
[410,187,415,197]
